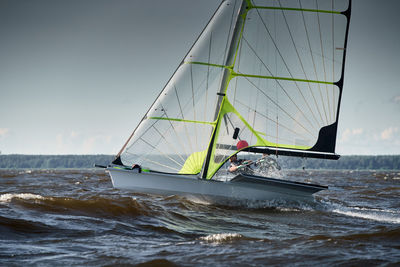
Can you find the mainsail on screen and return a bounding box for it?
[115,0,351,180]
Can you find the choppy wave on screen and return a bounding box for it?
[0,193,45,203]
[332,207,400,224]
[308,227,400,242]
[184,195,314,210]
[216,198,317,211]
[0,193,149,218]
[199,233,245,243]
[134,259,179,267]
[319,199,400,224]
[1,169,400,266]
[0,215,59,236]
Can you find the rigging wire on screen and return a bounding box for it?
[241,36,318,133]
[233,26,244,105]
[139,137,183,169]
[332,0,336,117]
[277,0,321,130]
[299,0,328,125]
[205,31,212,140]
[190,63,198,149]
[234,98,311,143]
[274,5,278,157]
[316,0,331,122]
[144,158,181,172]
[240,73,316,138]
[151,125,186,164]
[253,7,326,133]
[173,86,194,154]
[118,0,349,175]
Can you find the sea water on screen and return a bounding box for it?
[0,169,399,266]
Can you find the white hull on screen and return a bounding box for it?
[107,167,326,204]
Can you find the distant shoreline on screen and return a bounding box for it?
[1,154,399,170]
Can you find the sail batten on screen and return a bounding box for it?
[250,6,342,14]
[116,0,351,179]
[187,60,336,85]
[233,72,334,84]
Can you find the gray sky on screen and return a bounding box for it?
[0,0,399,155]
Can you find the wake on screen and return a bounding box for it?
[319,199,400,224]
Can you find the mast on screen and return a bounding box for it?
[201,0,248,179]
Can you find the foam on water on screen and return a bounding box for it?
[332,207,400,224]
[185,194,316,211]
[18,170,32,174]
[199,233,243,243]
[320,200,400,224]
[0,193,45,203]
[1,169,399,266]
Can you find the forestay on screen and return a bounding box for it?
[115,0,351,180]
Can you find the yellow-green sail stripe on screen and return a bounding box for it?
[148,116,216,126]
[203,0,315,178]
[185,61,335,85]
[249,6,342,15]
[203,0,333,179]
[205,97,312,179]
[232,72,334,85]
[185,61,227,69]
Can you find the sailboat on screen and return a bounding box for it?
[105,0,351,203]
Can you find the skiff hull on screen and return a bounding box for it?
[107,167,327,204]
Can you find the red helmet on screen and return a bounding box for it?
[236,140,249,150]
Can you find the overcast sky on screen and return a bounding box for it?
[0,0,399,155]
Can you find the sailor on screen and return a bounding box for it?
[256,153,281,171]
[228,154,253,174]
[131,164,142,173]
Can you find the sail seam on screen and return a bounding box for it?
[253,5,327,127]
[139,137,183,170]
[151,125,186,164]
[173,85,192,155]
[161,103,193,156]
[234,98,312,141]
[238,75,317,138]
[241,35,318,132]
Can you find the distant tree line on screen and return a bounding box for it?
[276,155,400,170]
[0,154,399,170]
[0,155,113,169]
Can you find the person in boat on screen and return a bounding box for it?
[131,164,141,173]
[255,152,281,172]
[228,154,253,174]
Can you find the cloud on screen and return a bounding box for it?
[338,127,400,155]
[0,128,10,138]
[380,127,399,140]
[56,133,65,151]
[54,132,113,154]
[393,95,400,104]
[70,131,79,138]
[82,135,112,154]
[339,128,364,142]
[82,137,96,153]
